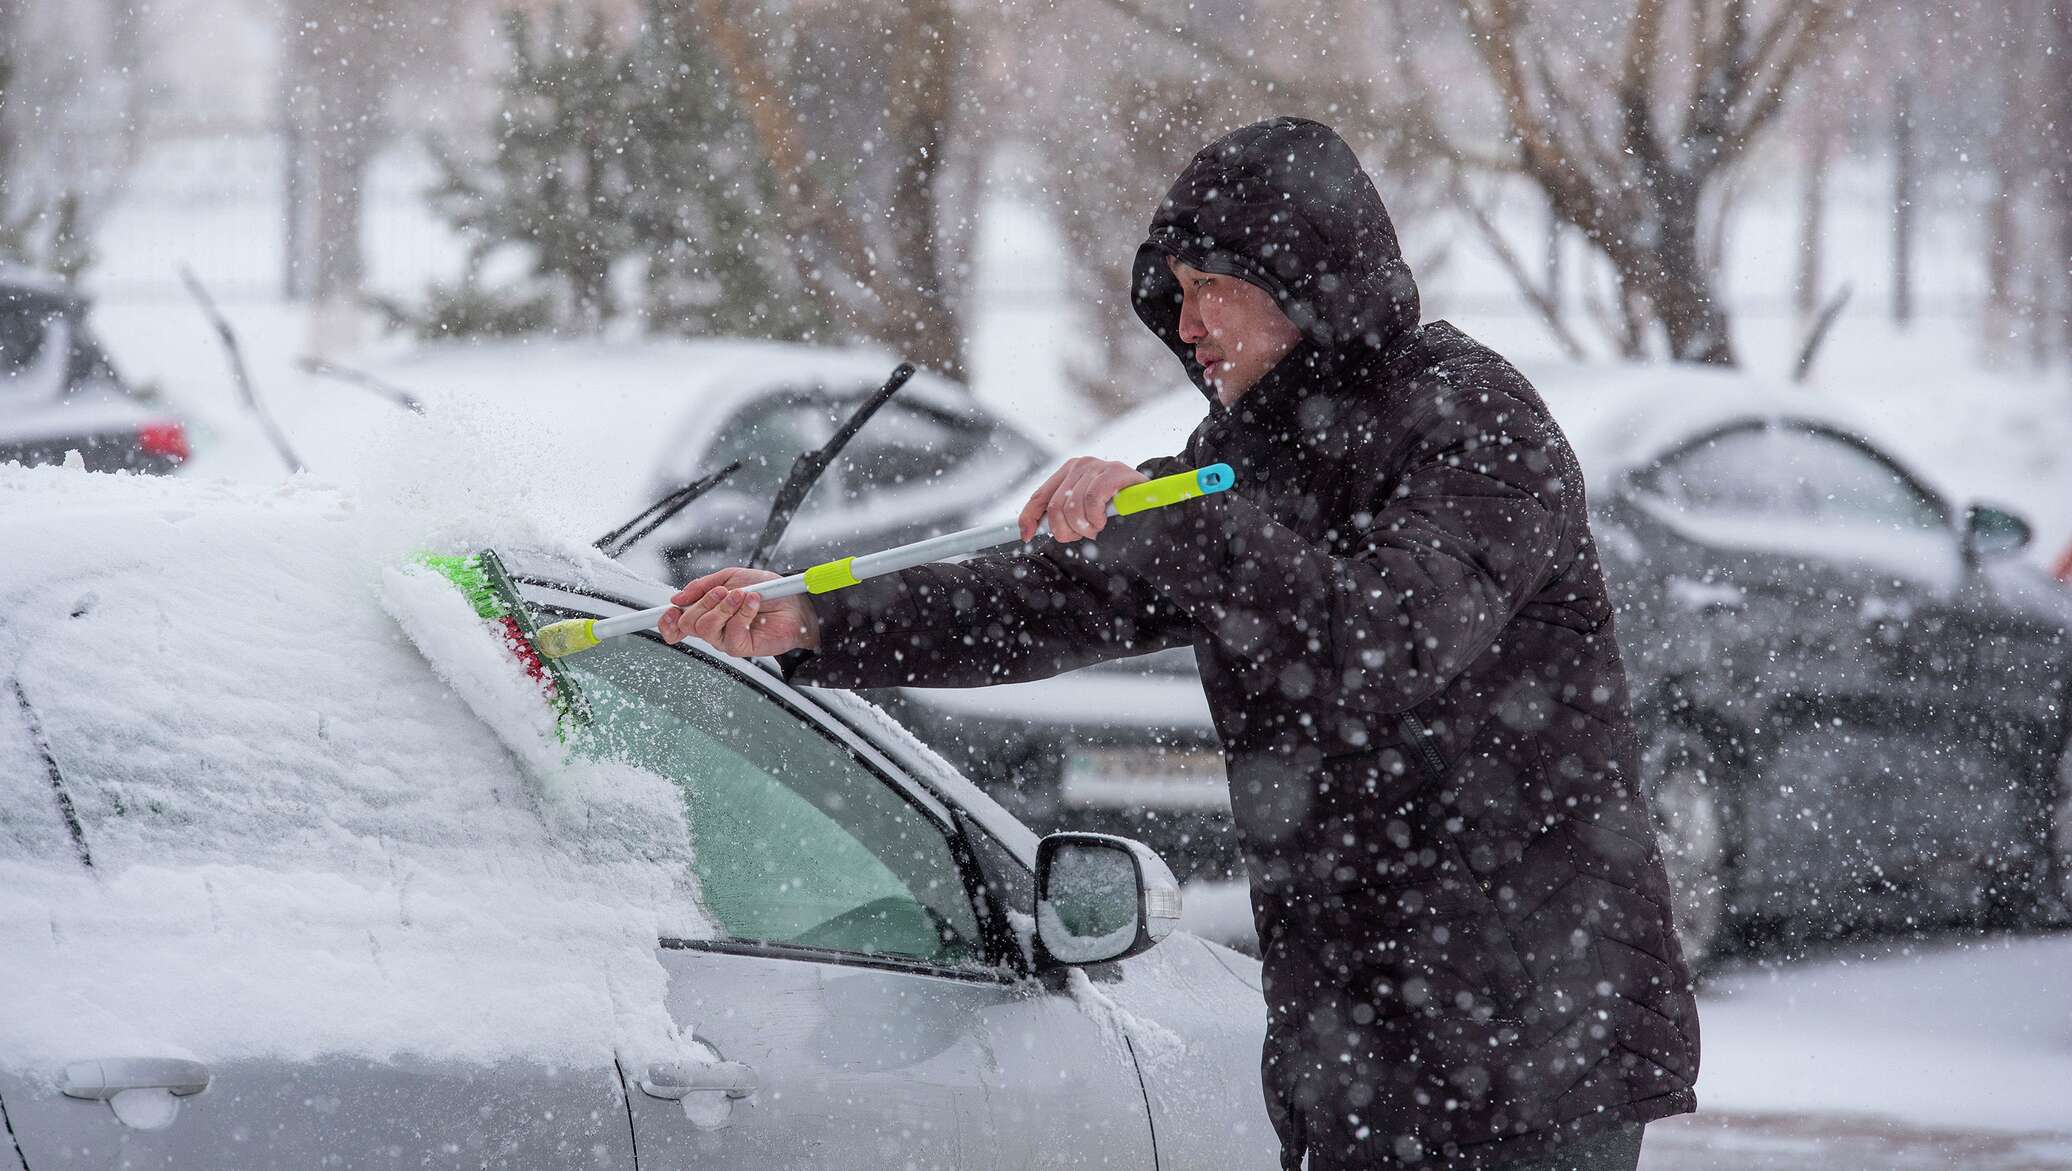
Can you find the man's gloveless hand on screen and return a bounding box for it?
[660,567,820,657]
[1017,457,1150,543]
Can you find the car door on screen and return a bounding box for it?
[0,678,638,1170]
[1623,420,1981,908]
[553,635,1158,1170]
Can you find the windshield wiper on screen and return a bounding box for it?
[593,461,743,559]
[745,362,915,570]
[12,678,93,869]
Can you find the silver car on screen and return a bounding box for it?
[0,527,1276,1168]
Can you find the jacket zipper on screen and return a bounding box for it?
[1398,712,1449,783]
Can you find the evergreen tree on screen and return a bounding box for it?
[413,1,821,342]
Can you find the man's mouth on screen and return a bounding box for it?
[1197,353,1224,376]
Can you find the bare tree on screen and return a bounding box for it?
[281,2,388,302]
[693,0,968,380]
[1016,0,1448,412]
[1407,0,1843,366]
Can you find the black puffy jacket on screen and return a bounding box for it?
[789,117,1698,1169]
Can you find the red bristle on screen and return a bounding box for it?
[496,616,556,696]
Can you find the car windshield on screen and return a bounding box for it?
[558,635,985,968]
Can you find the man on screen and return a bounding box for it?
[664,117,1699,1170]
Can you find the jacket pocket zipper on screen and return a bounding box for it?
[1399,713,1449,782]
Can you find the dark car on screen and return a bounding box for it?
[1583,379,2072,966]
[0,268,188,473]
[883,374,2072,963]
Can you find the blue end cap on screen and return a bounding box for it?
[1197,463,1235,494]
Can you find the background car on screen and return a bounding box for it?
[885,371,2072,965]
[653,361,1052,581]
[0,467,1276,1169]
[322,339,1052,588]
[0,267,188,473]
[1570,371,2072,966]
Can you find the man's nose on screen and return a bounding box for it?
[1176,296,1205,343]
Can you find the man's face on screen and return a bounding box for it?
[1169,258,1303,406]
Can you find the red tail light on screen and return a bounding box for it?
[137,421,189,462]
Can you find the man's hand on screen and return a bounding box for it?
[1018,457,1150,543]
[660,567,821,657]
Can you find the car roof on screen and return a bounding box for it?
[357,337,992,481]
[1533,364,1893,482]
[1020,366,1908,504]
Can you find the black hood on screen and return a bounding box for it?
[1132,117,1421,396]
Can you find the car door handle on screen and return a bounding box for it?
[62,1058,211,1100]
[639,1060,759,1101]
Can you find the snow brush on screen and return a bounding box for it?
[416,549,589,731]
[535,462,1237,660]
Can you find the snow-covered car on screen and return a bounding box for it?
[884,370,2072,965]
[314,339,1051,587]
[1,268,188,473]
[0,466,1275,1169]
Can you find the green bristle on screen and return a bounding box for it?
[415,553,510,621]
[410,549,591,734]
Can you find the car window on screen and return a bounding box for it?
[702,398,837,502]
[562,636,986,968]
[0,304,70,398]
[838,402,985,492]
[1639,423,1947,531]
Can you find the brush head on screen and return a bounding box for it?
[411,550,589,731]
[417,552,507,621]
[534,618,600,660]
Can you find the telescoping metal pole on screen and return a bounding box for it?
[534,464,1236,659]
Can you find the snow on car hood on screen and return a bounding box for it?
[0,461,706,1076]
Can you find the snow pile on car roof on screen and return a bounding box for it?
[0,462,705,1074]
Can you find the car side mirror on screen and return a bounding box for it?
[1033,832,1182,967]
[1963,502,2032,562]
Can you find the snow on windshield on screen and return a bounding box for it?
[0,462,705,1073]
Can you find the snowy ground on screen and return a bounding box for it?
[1641,932,2072,1167]
[1182,895,2072,1166]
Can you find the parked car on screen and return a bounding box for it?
[0,267,188,473]
[326,340,1051,587]
[0,468,1276,1169]
[885,371,2072,966]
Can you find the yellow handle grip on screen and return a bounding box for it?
[1112,463,1237,516]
